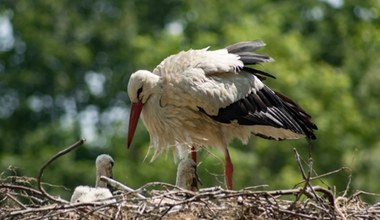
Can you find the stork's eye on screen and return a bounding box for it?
[110,161,114,167]
[137,87,143,99]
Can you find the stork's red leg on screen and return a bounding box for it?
[224,147,233,190]
[190,146,197,191]
[191,146,197,163]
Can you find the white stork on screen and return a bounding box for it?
[127,40,317,190]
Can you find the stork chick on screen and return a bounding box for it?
[175,158,199,191]
[70,154,115,203]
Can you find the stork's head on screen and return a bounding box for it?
[127,70,159,148]
[128,70,159,104]
[96,154,114,176]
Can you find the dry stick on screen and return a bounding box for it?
[342,172,353,198]
[212,186,332,201]
[291,148,312,208]
[305,141,330,207]
[136,181,196,196]
[113,202,123,219]
[307,145,340,220]
[293,148,308,183]
[9,191,44,205]
[9,200,114,217]
[80,203,115,220]
[296,167,351,184]
[42,206,91,220]
[153,187,333,219]
[292,147,334,219]
[37,138,86,204]
[276,207,317,220]
[137,202,147,215]
[301,148,334,205]
[157,193,211,218]
[242,185,269,191]
[304,144,328,206]
[349,190,380,201]
[160,204,174,218]
[5,193,27,209]
[0,183,44,197]
[145,184,336,214]
[293,142,333,190]
[100,176,146,199]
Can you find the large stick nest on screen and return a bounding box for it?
[1,139,379,219]
[1,177,380,219]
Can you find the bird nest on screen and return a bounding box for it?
[1,139,380,219]
[1,177,380,219]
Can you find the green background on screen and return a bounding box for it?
[1,0,379,201]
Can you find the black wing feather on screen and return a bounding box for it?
[242,67,276,80]
[204,86,317,140]
[227,41,275,81]
[202,40,317,140]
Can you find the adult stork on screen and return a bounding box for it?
[127,40,317,189]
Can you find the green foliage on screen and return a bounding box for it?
[1,0,380,202]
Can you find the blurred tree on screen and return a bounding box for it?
[0,0,379,201]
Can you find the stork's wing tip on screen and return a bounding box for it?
[307,134,317,141]
[251,39,266,46]
[227,40,268,54]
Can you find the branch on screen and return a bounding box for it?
[100,176,146,199]
[5,193,27,209]
[37,138,86,204]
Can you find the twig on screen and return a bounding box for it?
[113,202,123,219]
[5,193,27,209]
[100,176,146,199]
[242,185,269,191]
[37,138,86,204]
[276,207,318,219]
[0,183,44,197]
[8,200,113,216]
[291,147,334,219]
[7,191,44,205]
[342,172,352,198]
[349,190,380,201]
[296,167,351,184]
[291,148,312,207]
[80,202,116,219]
[136,181,196,196]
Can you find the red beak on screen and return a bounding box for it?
[127,101,144,149]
